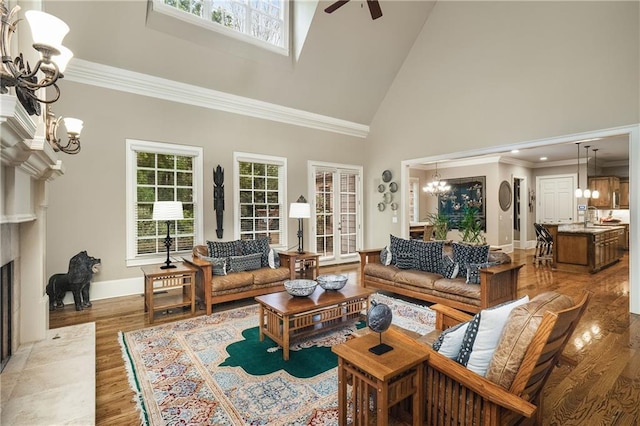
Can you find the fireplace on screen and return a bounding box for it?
[1,261,12,372]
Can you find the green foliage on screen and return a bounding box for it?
[425,211,449,240]
[459,205,485,244]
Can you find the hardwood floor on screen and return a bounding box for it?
[49,250,638,425]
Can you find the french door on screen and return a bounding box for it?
[311,163,363,264]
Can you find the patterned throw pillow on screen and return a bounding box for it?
[395,252,416,270]
[199,255,227,276]
[466,261,501,284]
[206,240,242,260]
[452,242,490,279]
[412,240,444,273]
[268,248,281,269]
[240,238,270,267]
[439,255,460,279]
[379,246,392,266]
[432,321,470,359]
[228,252,263,272]
[455,296,530,376]
[389,235,413,266]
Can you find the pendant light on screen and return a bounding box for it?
[583,145,591,199]
[423,163,451,196]
[575,142,583,197]
[591,148,600,199]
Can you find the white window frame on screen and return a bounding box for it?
[409,177,419,223]
[152,0,289,56]
[125,139,204,267]
[233,152,288,247]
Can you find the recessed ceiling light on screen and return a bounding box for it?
[540,157,548,161]
[511,149,519,154]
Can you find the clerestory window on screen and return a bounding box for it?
[156,0,288,53]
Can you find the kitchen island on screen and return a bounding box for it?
[544,223,625,273]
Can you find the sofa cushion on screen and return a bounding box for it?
[389,235,413,266]
[207,240,242,261]
[211,272,254,292]
[394,270,440,290]
[486,292,574,389]
[228,253,263,272]
[364,263,400,281]
[412,240,444,273]
[439,255,459,279]
[433,278,482,300]
[200,255,227,276]
[452,242,490,278]
[241,238,270,267]
[466,261,501,284]
[456,296,530,376]
[252,266,290,285]
[432,321,470,359]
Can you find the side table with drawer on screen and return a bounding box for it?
[141,262,196,323]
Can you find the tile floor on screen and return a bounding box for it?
[0,322,95,425]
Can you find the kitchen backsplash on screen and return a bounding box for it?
[597,209,630,223]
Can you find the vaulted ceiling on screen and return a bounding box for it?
[45,0,436,125]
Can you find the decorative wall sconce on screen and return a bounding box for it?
[45,105,83,154]
[0,2,73,116]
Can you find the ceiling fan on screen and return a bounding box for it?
[324,0,383,20]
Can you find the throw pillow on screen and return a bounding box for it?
[439,255,460,279]
[240,237,270,267]
[389,234,413,266]
[267,248,281,269]
[456,295,530,376]
[228,252,263,272]
[395,252,416,270]
[199,255,227,276]
[432,321,470,359]
[452,242,489,279]
[412,240,444,273]
[466,261,501,284]
[379,246,392,266]
[206,240,242,260]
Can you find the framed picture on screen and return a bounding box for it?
[438,176,486,230]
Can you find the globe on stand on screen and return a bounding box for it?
[367,300,393,355]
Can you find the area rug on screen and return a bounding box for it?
[119,293,435,425]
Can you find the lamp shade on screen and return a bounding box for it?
[289,202,311,219]
[62,117,83,136]
[152,201,184,221]
[52,45,74,73]
[25,10,70,50]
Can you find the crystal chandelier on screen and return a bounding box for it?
[423,163,451,196]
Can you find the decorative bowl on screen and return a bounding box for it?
[317,274,348,291]
[284,279,317,297]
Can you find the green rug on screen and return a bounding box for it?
[119,293,435,425]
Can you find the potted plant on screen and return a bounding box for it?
[425,211,449,240]
[459,205,485,244]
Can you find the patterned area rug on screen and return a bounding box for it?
[119,293,435,425]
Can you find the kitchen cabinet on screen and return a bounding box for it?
[588,176,620,209]
[619,178,629,209]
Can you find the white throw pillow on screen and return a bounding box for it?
[268,248,280,269]
[380,246,392,266]
[456,296,530,376]
[432,321,470,359]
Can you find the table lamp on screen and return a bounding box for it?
[289,196,311,253]
[152,201,184,269]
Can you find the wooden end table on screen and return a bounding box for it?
[332,328,430,426]
[255,284,373,360]
[141,262,196,323]
[279,251,320,280]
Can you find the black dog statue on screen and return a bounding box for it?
[47,251,101,311]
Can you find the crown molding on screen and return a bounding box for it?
[63,59,370,138]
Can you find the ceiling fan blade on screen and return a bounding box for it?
[367,0,383,20]
[324,0,350,14]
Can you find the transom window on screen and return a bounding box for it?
[126,140,204,266]
[157,0,288,52]
[234,152,286,244]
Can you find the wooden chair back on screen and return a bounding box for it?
[424,290,591,425]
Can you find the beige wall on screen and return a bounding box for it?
[365,1,639,248]
[46,82,366,281]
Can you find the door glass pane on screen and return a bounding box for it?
[340,172,358,256]
[315,171,334,257]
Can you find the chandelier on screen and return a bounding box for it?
[423,163,451,196]
[0,2,73,116]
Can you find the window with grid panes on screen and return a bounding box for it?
[126,140,203,266]
[235,153,285,244]
[157,0,288,52]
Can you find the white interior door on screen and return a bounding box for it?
[311,164,362,264]
[537,175,575,223]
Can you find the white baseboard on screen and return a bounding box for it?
[62,276,144,306]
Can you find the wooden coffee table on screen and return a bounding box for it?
[255,284,374,360]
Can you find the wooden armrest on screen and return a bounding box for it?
[358,248,383,286]
[183,255,210,267]
[358,248,384,256]
[427,349,537,418]
[431,303,474,330]
[481,262,524,276]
